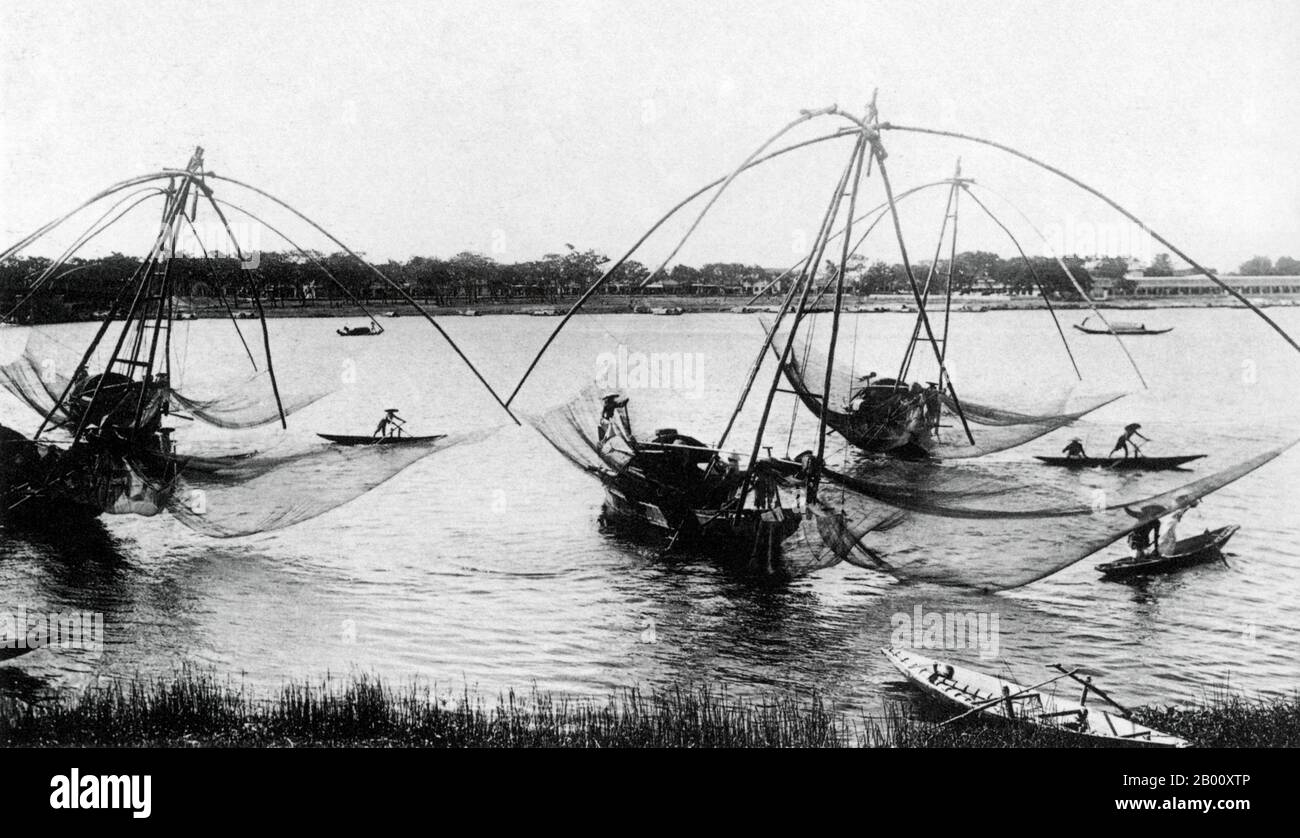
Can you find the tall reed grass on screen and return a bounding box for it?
[2,669,1295,747]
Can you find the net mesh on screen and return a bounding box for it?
[810,437,1296,590]
[158,429,498,537]
[0,331,328,432]
[0,329,499,535]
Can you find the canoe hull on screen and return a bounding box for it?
[316,433,447,446]
[1097,524,1239,579]
[1073,324,1172,336]
[882,648,1188,747]
[1034,454,1205,470]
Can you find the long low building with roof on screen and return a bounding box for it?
[1122,275,1300,297]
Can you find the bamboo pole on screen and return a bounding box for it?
[966,181,1146,386]
[502,126,861,407]
[882,123,1300,356]
[735,133,866,510]
[871,139,976,446]
[203,174,518,425]
[958,186,1083,380]
[812,138,869,500]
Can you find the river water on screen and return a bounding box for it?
[2,306,1298,712]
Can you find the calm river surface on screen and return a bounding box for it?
[2,306,1299,712]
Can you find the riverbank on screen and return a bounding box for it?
[2,671,1295,747]
[189,294,1300,319]
[10,293,1299,326]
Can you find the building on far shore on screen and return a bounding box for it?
[1123,275,1300,298]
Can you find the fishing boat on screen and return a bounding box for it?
[316,433,448,446]
[591,425,806,566]
[1074,316,1171,336]
[0,149,222,522]
[774,157,1126,461]
[0,146,515,536]
[882,648,1188,747]
[1034,454,1205,470]
[336,322,383,336]
[1097,524,1239,579]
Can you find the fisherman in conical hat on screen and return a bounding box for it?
[1062,437,1088,459]
[1108,422,1150,459]
[373,407,406,438]
[597,393,629,445]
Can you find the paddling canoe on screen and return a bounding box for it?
[1034,454,1205,470]
[317,433,447,446]
[1097,524,1239,580]
[881,648,1188,747]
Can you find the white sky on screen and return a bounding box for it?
[1,0,1297,272]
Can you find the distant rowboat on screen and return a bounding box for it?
[317,433,447,446]
[336,323,383,337]
[1074,316,1171,335]
[1034,454,1204,470]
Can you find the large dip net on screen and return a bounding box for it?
[808,434,1296,590]
[775,325,1123,459]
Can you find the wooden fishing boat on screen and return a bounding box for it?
[881,648,1188,747]
[317,433,447,446]
[595,433,804,571]
[1034,454,1204,470]
[1097,524,1239,579]
[1073,317,1171,336]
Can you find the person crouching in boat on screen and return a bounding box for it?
[1128,518,1161,559]
[1108,423,1149,458]
[1062,438,1088,459]
[598,393,630,446]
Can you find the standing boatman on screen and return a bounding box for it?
[1108,422,1150,458]
[373,408,406,438]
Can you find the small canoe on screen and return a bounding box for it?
[1034,454,1204,470]
[881,648,1188,748]
[317,433,447,446]
[336,325,383,336]
[1097,524,1239,579]
[1074,318,1171,336]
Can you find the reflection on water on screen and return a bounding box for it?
[2,309,1299,711]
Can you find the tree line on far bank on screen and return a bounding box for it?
[2,244,1288,323]
[0,246,1109,316]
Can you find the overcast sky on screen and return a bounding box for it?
[1,0,1296,272]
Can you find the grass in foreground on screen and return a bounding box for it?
[2,670,1297,747]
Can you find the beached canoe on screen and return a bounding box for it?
[881,648,1188,747]
[317,433,447,446]
[1097,524,1239,579]
[1034,454,1205,470]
